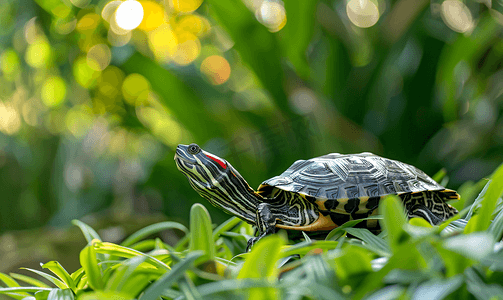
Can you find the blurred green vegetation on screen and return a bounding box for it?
[0,0,502,247]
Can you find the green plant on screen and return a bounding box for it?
[1,163,502,300]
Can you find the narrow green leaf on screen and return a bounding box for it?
[0,287,53,293]
[71,220,101,243]
[237,234,284,279]
[281,241,339,257]
[432,168,447,183]
[121,222,188,247]
[105,256,148,292]
[488,208,503,240]
[10,273,50,288]
[0,272,21,287]
[443,232,495,261]
[41,262,76,292]
[189,203,215,260]
[139,251,203,300]
[379,195,408,253]
[92,241,170,271]
[411,276,464,300]
[78,291,133,300]
[47,289,74,300]
[326,215,382,240]
[178,274,203,300]
[20,268,67,290]
[212,217,241,241]
[472,163,503,232]
[345,228,391,257]
[79,245,103,291]
[332,245,373,281]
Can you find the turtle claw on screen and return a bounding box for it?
[246,237,260,252]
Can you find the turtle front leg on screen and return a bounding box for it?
[246,203,277,251]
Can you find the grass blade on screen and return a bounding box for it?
[79,244,104,290]
[41,262,76,292]
[20,268,67,290]
[189,203,215,260]
[121,222,188,247]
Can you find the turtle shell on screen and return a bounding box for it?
[258,152,446,215]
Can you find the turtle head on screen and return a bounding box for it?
[174,143,235,190]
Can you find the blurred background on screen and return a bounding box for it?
[0,0,502,275]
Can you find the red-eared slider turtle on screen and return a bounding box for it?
[175,143,459,249]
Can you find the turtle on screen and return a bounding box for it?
[174,143,459,250]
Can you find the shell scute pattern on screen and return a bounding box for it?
[258,152,446,215]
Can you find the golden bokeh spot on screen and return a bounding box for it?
[86,43,112,71]
[24,17,41,44]
[102,1,121,22]
[138,1,165,31]
[25,39,52,68]
[98,66,125,100]
[172,30,201,65]
[148,24,178,62]
[258,1,287,32]
[171,0,203,13]
[0,102,22,135]
[176,14,210,37]
[200,55,231,85]
[136,106,182,147]
[54,16,77,35]
[115,0,144,30]
[52,3,72,19]
[1,49,20,79]
[76,13,100,33]
[70,0,92,8]
[73,56,101,88]
[122,73,150,105]
[346,0,380,28]
[41,76,67,107]
[66,106,94,137]
[441,0,474,33]
[108,29,132,47]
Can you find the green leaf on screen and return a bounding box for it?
[92,241,170,271]
[488,208,503,241]
[79,245,104,291]
[47,289,74,300]
[279,0,317,78]
[471,162,503,232]
[282,241,339,257]
[325,216,383,241]
[411,276,464,300]
[331,245,373,282]
[71,220,101,243]
[78,291,133,300]
[345,228,391,257]
[189,203,216,260]
[379,195,408,253]
[105,256,148,293]
[41,262,76,292]
[237,235,284,299]
[0,272,21,287]
[212,217,241,241]
[121,221,188,247]
[178,274,203,300]
[432,168,447,183]
[443,232,495,261]
[10,273,50,288]
[139,251,203,300]
[20,268,68,290]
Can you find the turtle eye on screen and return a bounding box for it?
[187,143,200,155]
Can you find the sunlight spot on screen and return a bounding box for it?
[70,0,91,8]
[1,49,20,80]
[76,13,100,32]
[176,14,210,37]
[346,0,380,28]
[73,56,101,88]
[148,24,178,62]
[200,55,231,85]
[171,0,203,13]
[25,39,52,68]
[66,106,94,138]
[102,1,121,22]
[0,102,22,135]
[138,0,165,31]
[257,1,287,32]
[41,76,67,107]
[86,43,112,71]
[122,73,150,105]
[115,0,144,30]
[172,30,200,65]
[441,0,474,33]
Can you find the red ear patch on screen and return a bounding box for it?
[205,154,227,169]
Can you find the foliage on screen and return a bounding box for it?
[0,164,502,300]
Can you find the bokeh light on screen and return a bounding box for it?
[346,0,380,28]
[70,0,91,8]
[86,44,112,71]
[76,13,100,33]
[1,49,20,80]
[73,56,101,88]
[441,0,474,33]
[257,1,287,32]
[0,102,22,135]
[148,24,178,62]
[172,30,201,65]
[171,0,203,13]
[115,0,144,30]
[25,39,52,68]
[41,76,67,108]
[122,73,150,105]
[65,106,94,137]
[200,55,231,85]
[137,0,165,31]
